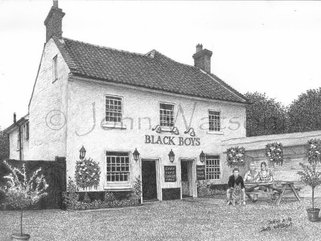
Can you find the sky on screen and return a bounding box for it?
[1,0,321,129]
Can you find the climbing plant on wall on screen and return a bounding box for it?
[75,158,101,190]
[306,139,321,164]
[265,142,284,166]
[226,146,246,167]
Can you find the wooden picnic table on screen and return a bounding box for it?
[274,181,301,205]
[244,181,301,205]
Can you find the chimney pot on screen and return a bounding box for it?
[196,44,203,53]
[53,0,58,8]
[13,113,16,123]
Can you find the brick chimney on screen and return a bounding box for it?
[44,0,65,42]
[192,44,213,73]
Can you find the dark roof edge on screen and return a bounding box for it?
[3,116,28,134]
[70,72,249,105]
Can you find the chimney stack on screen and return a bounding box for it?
[192,44,213,73]
[13,113,16,123]
[44,0,65,42]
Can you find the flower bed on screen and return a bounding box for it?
[63,178,141,210]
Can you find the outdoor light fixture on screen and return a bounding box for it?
[168,149,175,163]
[79,146,86,160]
[200,151,206,163]
[133,148,140,162]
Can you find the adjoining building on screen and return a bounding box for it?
[5,2,249,201]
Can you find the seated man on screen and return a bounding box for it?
[244,162,259,202]
[244,162,259,183]
[226,168,246,206]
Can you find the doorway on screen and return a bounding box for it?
[181,160,193,197]
[142,160,158,200]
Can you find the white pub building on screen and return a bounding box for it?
[6,2,249,201]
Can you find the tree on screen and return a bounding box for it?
[0,130,9,161]
[1,161,48,237]
[244,92,288,137]
[288,88,321,133]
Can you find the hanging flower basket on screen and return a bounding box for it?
[75,158,101,190]
[306,139,321,164]
[265,142,283,166]
[226,146,245,167]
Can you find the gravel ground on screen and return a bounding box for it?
[1,197,321,241]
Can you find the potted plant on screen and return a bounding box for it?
[0,161,49,240]
[297,163,321,222]
[297,138,321,222]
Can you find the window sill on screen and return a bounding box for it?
[207,131,224,135]
[101,122,126,130]
[104,182,132,191]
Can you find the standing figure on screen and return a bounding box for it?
[226,168,246,206]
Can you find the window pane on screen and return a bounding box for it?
[205,155,220,180]
[209,111,221,132]
[105,96,122,123]
[160,103,174,127]
[106,152,130,182]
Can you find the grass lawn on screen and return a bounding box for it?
[1,197,321,241]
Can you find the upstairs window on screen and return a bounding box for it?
[106,152,130,182]
[105,96,122,123]
[160,103,174,127]
[52,55,58,82]
[209,110,221,132]
[205,155,220,180]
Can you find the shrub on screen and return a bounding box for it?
[0,161,48,236]
[104,192,116,202]
[75,158,101,190]
[62,177,79,210]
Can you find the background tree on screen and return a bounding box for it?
[288,88,321,133]
[245,92,288,137]
[0,130,9,161]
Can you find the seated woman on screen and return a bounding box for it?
[257,161,274,183]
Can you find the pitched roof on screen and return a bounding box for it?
[54,37,248,104]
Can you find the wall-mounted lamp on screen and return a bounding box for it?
[133,148,140,162]
[168,149,175,163]
[200,151,206,163]
[79,146,86,160]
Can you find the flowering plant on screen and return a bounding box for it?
[306,139,321,164]
[226,146,245,167]
[0,161,48,236]
[75,158,100,189]
[265,142,283,165]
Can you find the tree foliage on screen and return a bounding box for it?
[245,92,288,137]
[288,88,321,133]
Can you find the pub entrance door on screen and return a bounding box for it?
[181,160,193,197]
[142,160,157,200]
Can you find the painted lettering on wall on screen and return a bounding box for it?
[145,135,200,146]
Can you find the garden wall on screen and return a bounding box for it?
[0,157,66,210]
